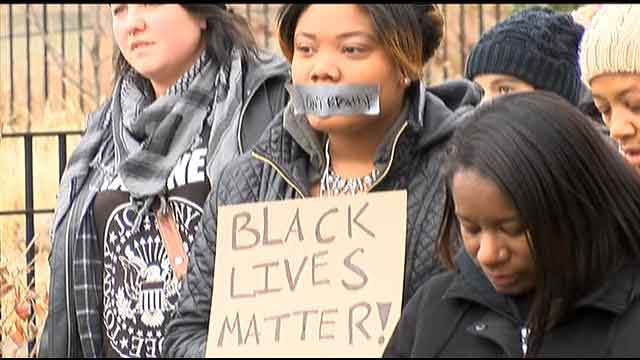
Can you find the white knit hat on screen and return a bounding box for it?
[579,4,640,86]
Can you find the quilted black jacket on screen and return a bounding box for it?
[163,80,482,357]
[384,251,640,357]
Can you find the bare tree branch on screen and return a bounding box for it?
[26,6,111,106]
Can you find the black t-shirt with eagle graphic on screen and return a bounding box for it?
[94,130,211,358]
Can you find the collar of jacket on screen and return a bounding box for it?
[444,250,640,322]
[281,95,410,180]
[243,50,290,100]
[443,249,525,324]
[257,79,481,190]
[574,263,640,314]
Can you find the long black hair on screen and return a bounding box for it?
[438,90,640,354]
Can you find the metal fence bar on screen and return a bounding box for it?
[2,130,84,137]
[91,6,100,104]
[9,4,15,116]
[26,4,32,115]
[0,209,56,216]
[459,5,466,75]
[0,25,93,39]
[58,134,68,181]
[262,3,269,49]
[23,135,36,355]
[43,4,49,100]
[479,4,484,35]
[61,4,66,99]
[442,5,448,80]
[78,4,84,111]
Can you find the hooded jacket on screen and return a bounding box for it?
[384,250,640,357]
[163,79,482,357]
[38,52,290,357]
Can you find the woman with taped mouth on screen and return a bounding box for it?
[163,4,481,357]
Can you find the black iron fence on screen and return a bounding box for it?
[1,4,99,117]
[0,4,284,122]
[0,130,83,356]
[1,4,511,120]
[0,4,512,356]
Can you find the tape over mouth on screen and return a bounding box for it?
[286,83,380,117]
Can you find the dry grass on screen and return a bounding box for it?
[0,236,48,358]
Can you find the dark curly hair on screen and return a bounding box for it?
[276,4,444,82]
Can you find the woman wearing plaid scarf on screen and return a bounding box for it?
[39,4,289,357]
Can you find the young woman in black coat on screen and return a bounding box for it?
[384,91,640,357]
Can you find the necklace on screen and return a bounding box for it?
[320,140,380,197]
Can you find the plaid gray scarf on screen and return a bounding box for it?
[111,49,219,229]
[51,48,247,237]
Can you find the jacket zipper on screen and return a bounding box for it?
[64,179,78,356]
[236,82,256,154]
[250,121,409,197]
[369,122,408,191]
[521,327,530,357]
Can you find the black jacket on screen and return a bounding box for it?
[163,80,482,357]
[384,250,640,357]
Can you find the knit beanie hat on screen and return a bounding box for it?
[465,7,584,106]
[579,5,640,86]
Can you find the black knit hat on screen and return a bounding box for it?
[464,7,585,106]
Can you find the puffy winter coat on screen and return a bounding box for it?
[163,80,482,357]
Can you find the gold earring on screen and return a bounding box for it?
[403,77,411,86]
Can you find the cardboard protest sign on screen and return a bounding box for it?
[205,190,407,357]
